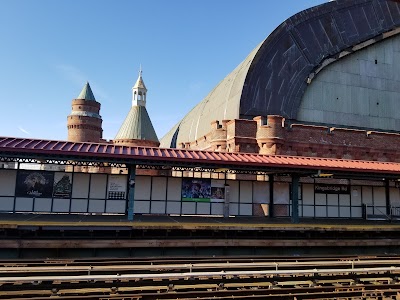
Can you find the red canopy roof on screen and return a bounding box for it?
[0,137,400,176]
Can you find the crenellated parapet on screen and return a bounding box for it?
[255,115,285,155]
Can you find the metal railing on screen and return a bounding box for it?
[363,203,400,222]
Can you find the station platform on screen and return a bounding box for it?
[0,213,400,254]
[0,213,399,232]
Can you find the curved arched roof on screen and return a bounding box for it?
[161,0,400,148]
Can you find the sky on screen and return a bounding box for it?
[0,0,328,142]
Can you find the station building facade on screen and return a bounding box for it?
[156,0,400,218]
[1,0,400,220]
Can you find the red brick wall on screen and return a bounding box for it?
[67,99,103,143]
[177,115,400,162]
[113,139,160,147]
[281,124,400,161]
[67,116,103,143]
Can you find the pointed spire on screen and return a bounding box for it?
[116,66,159,146]
[77,82,96,101]
[133,66,147,90]
[132,66,147,107]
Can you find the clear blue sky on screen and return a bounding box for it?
[0,0,327,141]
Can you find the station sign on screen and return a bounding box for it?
[314,183,350,194]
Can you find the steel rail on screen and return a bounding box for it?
[0,258,400,274]
[1,266,400,284]
[0,254,389,266]
[2,238,400,248]
[1,283,400,300]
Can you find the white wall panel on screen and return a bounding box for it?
[351,206,362,218]
[303,206,314,217]
[71,199,88,212]
[315,206,326,217]
[327,194,338,206]
[89,174,107,199]
[197,202,210,215]
[0,197,14,211]
[298,204,303,217]
[134,200,150,214]
[167,178,182,201]
[229,203,239,216]
[182,202,196,214]
[362,186,373,205]
[327,206,339,217]
[373,187,386,206]
[15,198,33,211]
[340,207,351,218]
[0,170,16,196]
[211,179,224,185]
[239,181,252,203]
[227,181,239,203]
[211,203,223,215]
[274,183,289,204]
[166,202,181,215]
[339,194,350,206]
[151,177,167,200]
[351,187,362,205]
[72,173,90,198]
[135,176,151,200]
[253,182,269,204]
[88,200,105,213]
[315,194,326,205]
[106,200,125,213]
[302,184,314,205]
[34,198,52,212]
[390,188,400,204]
[239,204,252,216]
[52,199,70,212]
[150,201,166,214]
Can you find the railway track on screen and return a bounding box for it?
[1,256,400,299]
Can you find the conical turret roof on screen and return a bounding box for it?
[114,106,158,142]
[133,69,147,90]
[77,82,96,101]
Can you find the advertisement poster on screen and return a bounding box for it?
[16,170,54,198]
[107,175,127,200]
[53,172,72,198]
[181,178,211,202]
[210,184,225,203]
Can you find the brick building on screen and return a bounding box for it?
[67,70,159,175]
[67,69,159,148]
[160,0,400,163]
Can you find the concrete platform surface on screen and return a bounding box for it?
[0,213,399,231]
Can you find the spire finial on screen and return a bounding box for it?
[139,64,142,77]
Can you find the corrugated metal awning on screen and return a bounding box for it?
[1,136,400,178]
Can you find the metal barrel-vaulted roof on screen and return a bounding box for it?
[1,136,400,178]
[160,42,263,148]
[161,0,400,148]
[114,106,158,142]
[76,82,96,101]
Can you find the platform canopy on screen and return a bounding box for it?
[1,136,400,179]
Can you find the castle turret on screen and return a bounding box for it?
[67,82,103,143]
[255,115,285,155]
[114,68,159,147]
